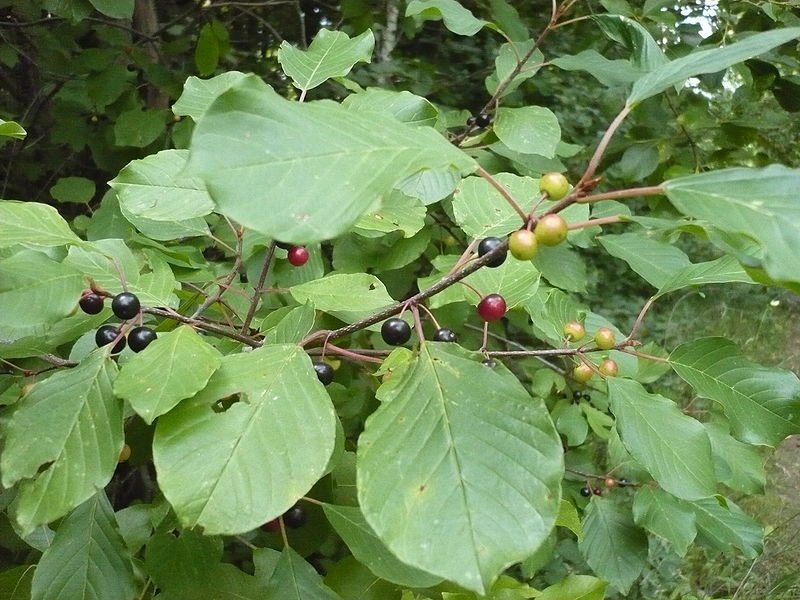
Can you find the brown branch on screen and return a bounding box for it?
[241,241,277,333]
[143,307,260,347]
[475,166,528,221]
[576,186,664,203]
[190,234,244,319]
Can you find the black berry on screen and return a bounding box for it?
[283,504,306,529]
[582,393,591,402]
[79,293,104,315]
[433,328,457,342]
[95,325,126,354]
[477,237,506,268]
[313,362,334,386]
[466,115,477,128]
[474,113,491,128]
[592,487,603,496]
[128,326,157,352]
[111,292,140,320]
[381,318,411,346]
[572,390,583,401]
[618,478,629,488]
[580,487,592,497]
[482,358,497,368]
[239,272,249,284]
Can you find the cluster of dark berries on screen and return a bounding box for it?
[80,291,156,353]
[580,477,628,498]
[466,113,492,129]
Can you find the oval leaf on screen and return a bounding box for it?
[357,344,563,594]
[494,107,560,157]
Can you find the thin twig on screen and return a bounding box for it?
[475,166,528,221]
[578,104,633,188]
[576,186,664,204]
[567,216,623,230]
[241,241,277,333]
[143,307,260,347]
[191,234,244,319]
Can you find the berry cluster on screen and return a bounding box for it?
[80,291,156,354]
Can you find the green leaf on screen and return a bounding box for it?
[0,565,34,598]
[343,89,438,128]
[186,80,474,244]
[704,421,766,494]
[578,498,648,594]
[537,574,607,600]
[598,233,691,289]
[663,166,800,284]
[628,28,800,105]
[689,496,763,559]
[357,344,563,594]
[110,149,215,221]
[263,302,316,345]
[153,345,336,534]
[405,0,487,36]
[30,491,136,600]
[114,108,166,147]
[533,245,587,292]
[88,0,133,18]
[353,191,426,237]
[172,71,250,121]
[592,14,667,72]
[0,118,26,140]
[669,337,800,447]
[555,500,583,540]
[324,556,399,600]
[264,548,340,599]
[656,255,755,296]
[114,326,222,424]
[278,29,374,93]
[451,173,536,238]
[485,41,544,97]
[494,107,560,157]
[632,487,696,556]
[322,504,442,588]
[488,0,527,42]
[50,176,96,204]
[195,23,220,76]
[0,202,82,248]
[290,274,395,326]
[552,50,645,86]
[609,378,715,500]
[1,353,122,534]
[0,251,85,341]
[396,168,460,205]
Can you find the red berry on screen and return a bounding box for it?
[287,246,309,267]
[477,294,506,322]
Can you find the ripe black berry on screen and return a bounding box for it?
[283,504,306,529]
[466,115,477,128]
[618,478,629,488]
[313,362,334,386]
[482,358,497,368]
[592,487,603,496]
[239,272,249,284]
[477,237,506,268]
[432,328,457,342]
[95,325,126,354]
[111,292,140,320]
[582,393,591,401]
[381,318,411,346]
[580,487,592,497]
[128,326,157,353]
[474,113,491,128]
[79,293,104,315]
[572,390,583,401]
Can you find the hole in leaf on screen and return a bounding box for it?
[212,394,240,413]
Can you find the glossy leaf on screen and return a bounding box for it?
[0,118,26,140]
[669,337,800,447]
[30,491,136,600]
[451,173,536,238]
[494,107,560,157]
[322,504,442,588]
[632,487,696,556]
[153,345,336,534]
[406,0,487,36]
[278,29,374,93]
[608,378,716,500]
[579,498,648,595]
[598,233,691,289]
[0,202,81,248]
[537,574,607,600]
[358,344,563,594]
[0,251,85,341]
[656,255,754,296]
[110,149,215,221]
[664,166,800,284]
[264,548,340,599]
[689,496,763,559]
[629,28,800,105]
[114,326,222,424]
[343,89,438,128]
[290,274,395,325]
[186,79,473,244]
[1,353,121,534]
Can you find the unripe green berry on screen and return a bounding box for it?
[594,327,616,350]
[539,172,571,200]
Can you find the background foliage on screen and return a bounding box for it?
[2,0,800,598]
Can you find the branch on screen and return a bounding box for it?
[143,307,261,347]
[190,234,244,319]
[475,166,528,222]
[241,241,277,333]
[577,104,632,188]
[576,185,664,204]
